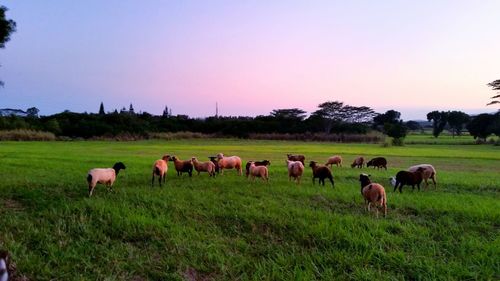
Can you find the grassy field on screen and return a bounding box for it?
[0,140,499,280]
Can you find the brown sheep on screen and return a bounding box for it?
[245,160,270,177]
[286,159,304,185]
[359,173,387,217]
[366,157,387,170]
[351,156,364,168]
[208,156,220,174]
[171,156,193,177]
[309,161,334,187]
[325,155,342,168]
[152,155,170,187]
[287,154,305,164]
[393,167,425,193]
[192,157,216,177]
[217,153,242,175]
[248,161,269,182]
[408,164,437,189]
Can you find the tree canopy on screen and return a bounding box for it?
[487,80,500,106]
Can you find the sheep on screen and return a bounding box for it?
[286,159,304,184]
[192,157,216,177]
[86,162,126,197]
[0,250,9,281]
[152,155,170,187]
[245,160,270,177]
[248,161,269,182]
[359,173,387,217]
[351,156,364,168]
[208,156,220,174]
[325,155,342,168]
[171,156,193,177]
[309,161,334,187]
[216,153,242,175]
[287,154,305,164]
[392,167,425,193]
[366,157,387,170]
[408,164,437,189]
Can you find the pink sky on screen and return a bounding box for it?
[1,1,499,120]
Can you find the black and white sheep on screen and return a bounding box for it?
[359,173,387,217]
[86,162,126,197]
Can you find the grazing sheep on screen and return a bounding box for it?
[309,161,334,187]
[248,161,269,182]
[286,159,304,184]
[287,154,305,164]
[359,173,387,217]
[325,155,342,168]
[245,160,270,177]
[152,155,170,187]
[408,164,437,189]
[351,156,364,168]
[171,156,193,177]
[366,157,387,170]
[86,162,126,197]
[192,157,216,177]
[217,153,242,175]
[208,156,220,174]
[0,250,9,281]
[392,167,425,193]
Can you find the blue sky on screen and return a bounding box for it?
[1,1,499,120]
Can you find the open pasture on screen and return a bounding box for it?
[0,140,499,280]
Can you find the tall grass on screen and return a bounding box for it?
[0,129,56,141]
[0,140,498,280]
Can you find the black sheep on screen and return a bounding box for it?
[394,167,425,193]
[366,157,387,170]
[309,161,334,187]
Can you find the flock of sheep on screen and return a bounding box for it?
[86,153,437,218]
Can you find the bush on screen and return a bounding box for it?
[0,129,56,141]
[248,132,383,143]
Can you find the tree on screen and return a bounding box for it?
[384,121,408,145]
[466,113,495,140]
[311,101,345,133]
[129,103,135,114]
[162,105,171,117]
[373,110,401,128]
[405,120,422,131]
[0,6,16,87]
[343,106,377,123]
[98,102,105,115]
[427,111,448,138]
[487,80,500,106]
[447,111,470,137]
[26,107,39,118]
[270,108,307,121]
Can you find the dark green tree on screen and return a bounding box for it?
[384,121,408,146]
[447,111,470,137]
[466,113,495,140]
[129,103,135,114]
[270,108,307,121]
[427,111,448,138]
[98,102,105,115]
[26,107,39,118]
[0,5,16,87]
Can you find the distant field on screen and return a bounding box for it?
[0,140,499,280]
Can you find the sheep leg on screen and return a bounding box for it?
[399,184,403,193]
[393,182,399,192]
[367,202,371,212]
[151,174,155,187]
[163,174,166,184]
[158,176,162,187]
[312,177,315,185]
[329,176,334,188]
[417,183,420,191]
[88,185,95,197]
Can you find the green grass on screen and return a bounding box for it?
[0,140,499,280]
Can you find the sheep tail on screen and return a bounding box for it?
[86,174,92,183]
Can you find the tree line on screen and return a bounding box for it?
[1,100,499,142]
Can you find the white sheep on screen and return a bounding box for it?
[0,250,9,281]
[152,155,170,187]
[87,162,126,197]
[286,159,304,184]
[217,153,242,175]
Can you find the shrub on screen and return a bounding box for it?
[0,129,56,141]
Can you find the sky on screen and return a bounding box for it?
[0,0,499,120]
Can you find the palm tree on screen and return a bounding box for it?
[487,80,500,105]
